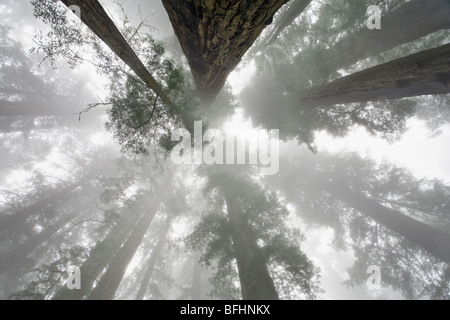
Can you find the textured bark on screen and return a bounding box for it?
[162,0,289,103]
[87,171,174,300]
[301,44,450,107]
[60,0,175,109]
[313,179,450,263]
[223,187,279,300]
[327,0,450,71]
[266,0,312,45]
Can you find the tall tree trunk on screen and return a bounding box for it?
[60,0,175,109]
[324,0,450,71]
[266,0,312,45]
[87,171,175,300]
[314,179,450,263]
[222,187,279,300]
[135,220,170,300]
[301,44,450,107]
[51,196,146,300]
[162,0,289,103]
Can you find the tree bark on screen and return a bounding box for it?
[162,0,289,103]
[87,171,174,300]
[223,187,279,300]
[301,44,450,107]
[60,0,175,109]
[324,0,450,71]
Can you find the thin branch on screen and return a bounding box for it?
[74,98,113,121]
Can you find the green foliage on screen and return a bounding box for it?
[30,0,200,157]
[105,38,197,156]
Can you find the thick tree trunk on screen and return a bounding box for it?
[326,0,450,71]
[266,0,312,45]
[301,44,450,107]
[60,0,175,109]
[87,171,174,300]
[162,0,289,103]
[317,180,450,263]
[223,187,279,300]
[135,221,170,300]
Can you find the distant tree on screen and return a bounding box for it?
[270,152,450,299]
[186,167,321,300]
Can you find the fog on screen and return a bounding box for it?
[0,0,449,301]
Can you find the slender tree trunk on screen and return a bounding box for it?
[325,0,450,71]
[222,187,279,300]
[87,171,175,300]
[135,221,170,300]
[301,44,450,107]
[51,197,146,300]
[266,0,312,45]
[317,179,450,263]
[60,0,175,109]
[162,0,289,103]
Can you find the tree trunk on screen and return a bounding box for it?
[162,0,289,103]
[87,171,174,300]
[317,179,450,263]
[301,44,450,107]
[135,221,170,300]
[60,0,175,109]
[51,197,146,300]
[325,0,450,71]
[266,0,312,45]
[223,187,279,300]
